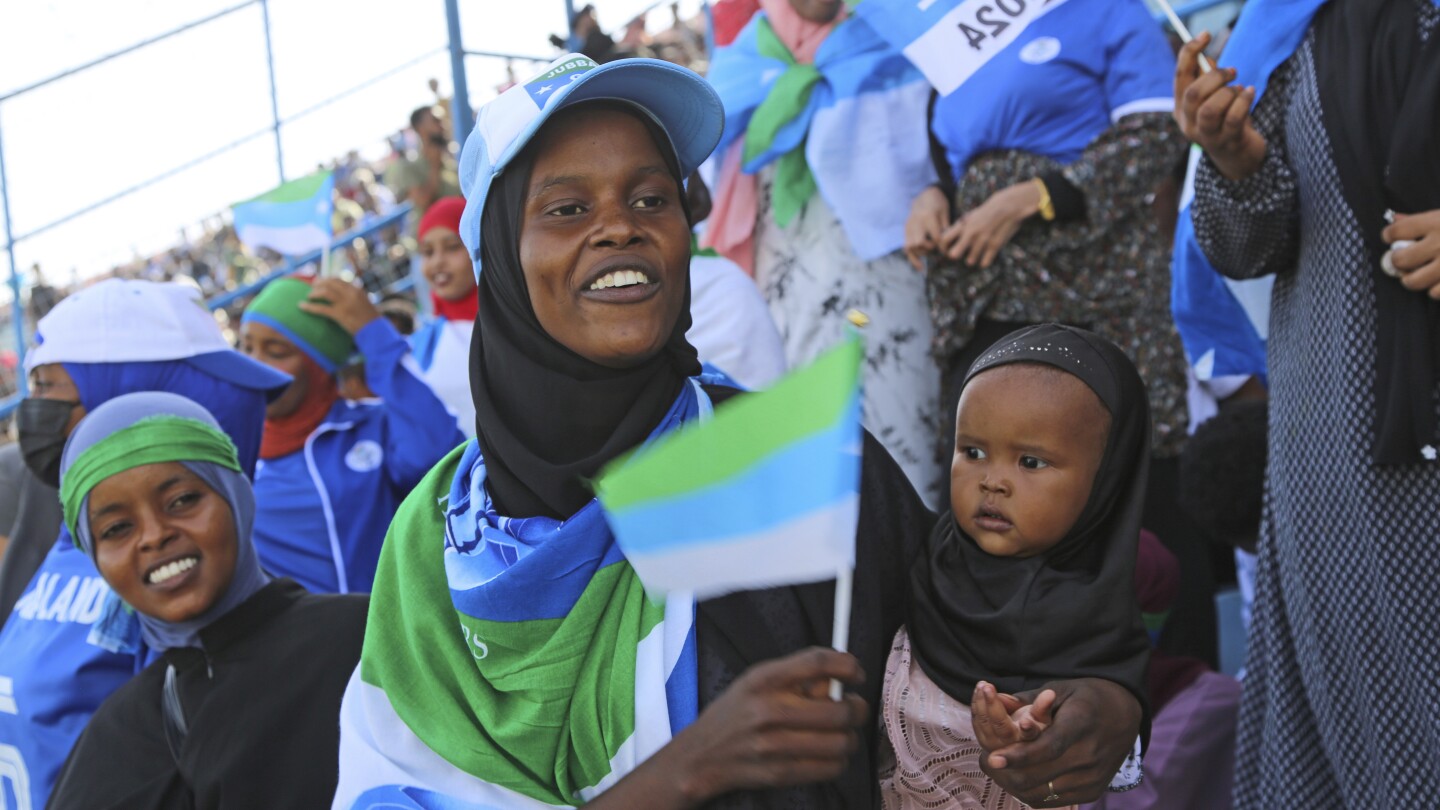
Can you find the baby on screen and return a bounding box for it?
[880,324,1151,810]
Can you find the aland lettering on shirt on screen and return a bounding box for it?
[906,0,1072,95]
[11,572,109,626]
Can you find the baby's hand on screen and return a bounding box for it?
[971,682,1059,749]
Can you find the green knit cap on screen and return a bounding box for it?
[241,277,355,372]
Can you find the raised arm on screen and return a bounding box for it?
[1176,32,1301,281]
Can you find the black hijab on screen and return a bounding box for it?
[1313,0,1440,465]
[908,324,1151,703]
[470,101,702,519]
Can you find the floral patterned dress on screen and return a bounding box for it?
[755,167,942,505]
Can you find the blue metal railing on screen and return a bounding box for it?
[0,202,415,420]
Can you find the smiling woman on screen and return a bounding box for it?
[332,54,1146,810]
[46,392,368,810]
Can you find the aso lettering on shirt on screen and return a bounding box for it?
[904,0,1073,95]
[11,573,109,626]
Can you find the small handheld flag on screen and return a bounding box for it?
[231,171,335,258]
[593,335,864,601]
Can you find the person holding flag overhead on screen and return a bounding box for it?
[703,0,942,504]
[331,53,1144,810]
[1175,0,1440,805]
[239,275,463,594]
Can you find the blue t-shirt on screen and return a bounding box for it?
[0,536,144,810]
[932,0,1175,180]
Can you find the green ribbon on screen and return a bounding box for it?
[61,416,242,542]
[690,235,719,258]
[743,17,821,228]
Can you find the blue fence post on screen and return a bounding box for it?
[260,0,286,183]
[0,111,27,398]
[444,0,475,148]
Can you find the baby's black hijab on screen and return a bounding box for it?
[908,324,1151,703]
[470,102,701,519]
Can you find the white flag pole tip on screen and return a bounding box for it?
[828,565,854,701]
[1154,0,1213,74]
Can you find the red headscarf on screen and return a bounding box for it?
[260,353,338,460]
[418,197,478,322]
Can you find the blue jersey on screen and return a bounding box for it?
[0,535,144,810]
[932,0,1174,179]
[252,318,464,594]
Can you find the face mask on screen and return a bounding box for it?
[18,398,81,488]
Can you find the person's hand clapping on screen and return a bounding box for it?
[655,647,868,805]
[298,277,382,336]
[974,677,1141,808]
[905,185,952,271]
[939,181,1041,268]
[1174,32,1267,181]
[1384,210,1440,298]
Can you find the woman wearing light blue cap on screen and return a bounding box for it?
[332,54,1142,810]
[46,392,366,809]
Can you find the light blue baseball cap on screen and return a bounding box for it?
[457,54,724,281]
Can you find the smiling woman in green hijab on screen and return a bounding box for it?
[47,392,367,810]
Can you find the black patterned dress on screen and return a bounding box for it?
[927,114,1191,459]
[1190,5,1440,806]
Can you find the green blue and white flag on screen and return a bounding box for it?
[594,336,863,599]
[230,171,334,256]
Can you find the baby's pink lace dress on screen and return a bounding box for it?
[878,627,1076,810]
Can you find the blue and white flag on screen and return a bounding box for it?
[1171,148,1271,383]
[231,171,334,256]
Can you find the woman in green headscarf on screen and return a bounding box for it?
[47,391,367,809]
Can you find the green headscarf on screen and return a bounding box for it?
[240,277,355,372]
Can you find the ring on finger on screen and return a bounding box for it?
[1043,780,1061,803]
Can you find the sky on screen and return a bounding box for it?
[0,0,705,296]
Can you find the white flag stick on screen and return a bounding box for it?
[1153,0,1212,74]
[828,565,854,701]
[319,239,335,278]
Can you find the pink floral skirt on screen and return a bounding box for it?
[878,627,1076,810]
